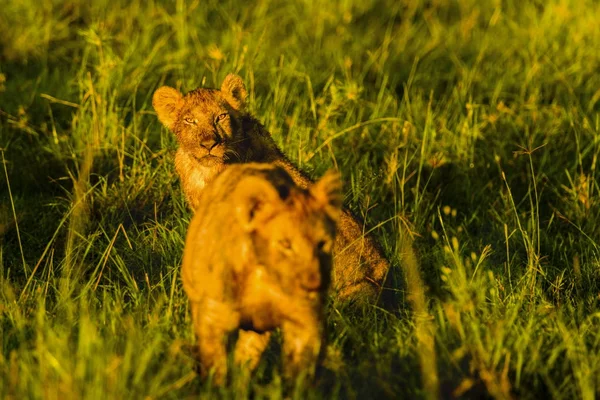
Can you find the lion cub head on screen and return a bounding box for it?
[234,166,343,297]
[183,163,343,303]
[152,74,248,169]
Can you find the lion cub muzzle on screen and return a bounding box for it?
[299,270,322,292]
[199,133,221,151]
[191,129,226,166]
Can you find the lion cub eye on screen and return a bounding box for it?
[215,113,229,123]
[183,117,196,124]
[278,238,292,251]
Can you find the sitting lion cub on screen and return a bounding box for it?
[181,162,342,384]
[154,74,389,304]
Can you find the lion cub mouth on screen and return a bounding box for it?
[194,154,224,167]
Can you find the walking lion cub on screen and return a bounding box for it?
[154,74,389,304]
[181,163,342,384]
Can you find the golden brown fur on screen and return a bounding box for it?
[153,74,389,304]
[181,163,341,383]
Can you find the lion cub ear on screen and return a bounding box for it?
[152,86,184,130]
[221,74,247,111]
[309,170,343,222]
[235,176,282,231]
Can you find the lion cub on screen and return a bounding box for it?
[154,74,389,304]
[182,163,341,384]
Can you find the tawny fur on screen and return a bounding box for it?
[153,74,389,304]
[181,163,341,384]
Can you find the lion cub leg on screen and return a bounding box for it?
[281,317,322,380]
[234,330,272,371]
[191,299,239,385]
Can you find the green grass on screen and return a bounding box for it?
[1,0,600,398]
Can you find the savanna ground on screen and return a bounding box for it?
[1,0,600,398]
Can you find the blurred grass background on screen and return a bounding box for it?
[1,0,600,398]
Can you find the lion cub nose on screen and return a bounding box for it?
[200,136,220,151]
[300,271,322,292]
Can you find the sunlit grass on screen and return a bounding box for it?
[1,0,600,398]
